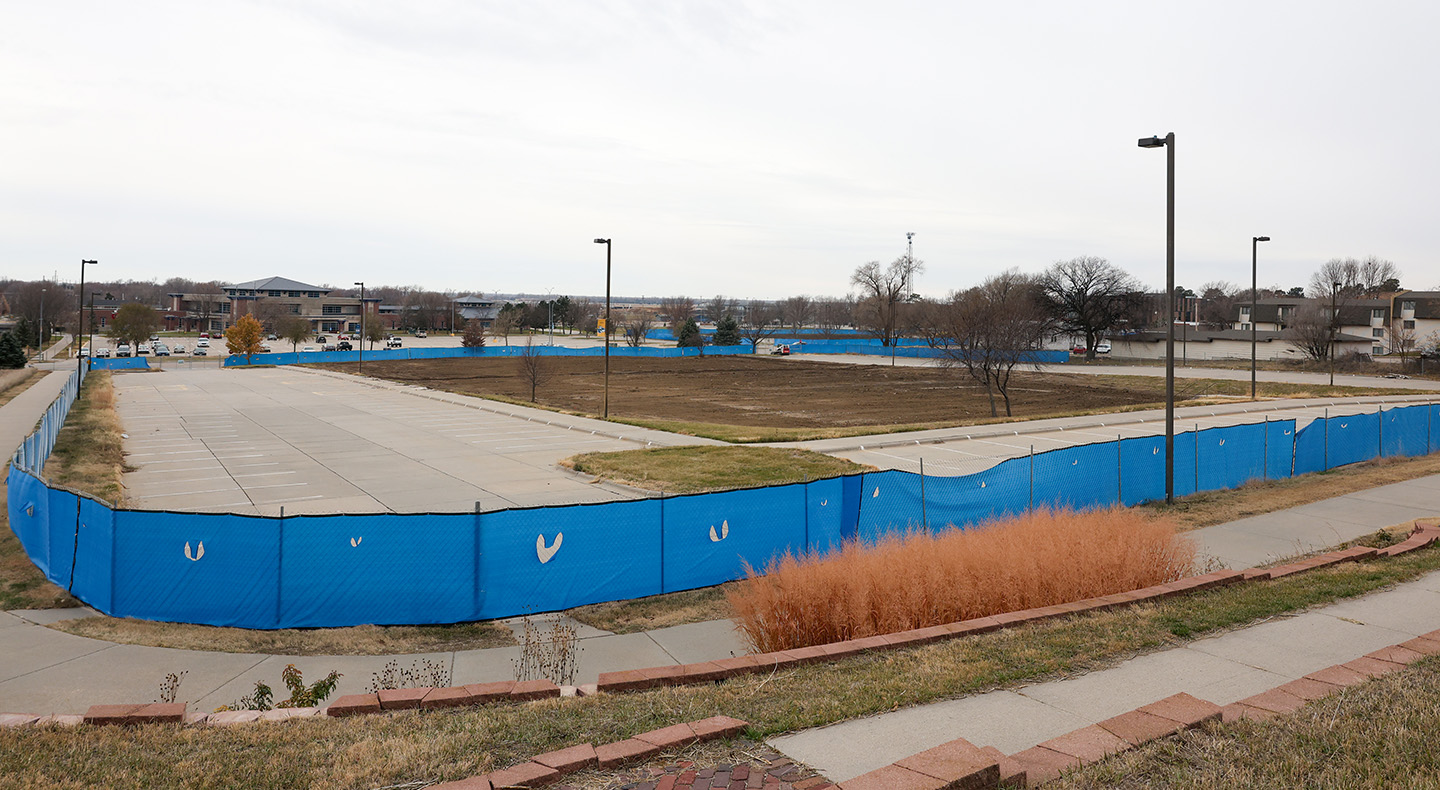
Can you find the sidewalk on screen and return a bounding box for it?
[768,568,1440,783]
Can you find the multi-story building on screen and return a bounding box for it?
[167,277,377,335]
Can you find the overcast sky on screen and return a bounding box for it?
[5,1,1438,300]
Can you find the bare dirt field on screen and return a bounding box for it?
[315,356,1196,432]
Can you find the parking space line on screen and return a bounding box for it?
[139,487,240,498]
[235,471,297,478]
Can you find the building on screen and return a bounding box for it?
[453,295,501,330]
[167,277,376,335]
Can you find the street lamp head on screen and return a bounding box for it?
[1137,136,1167,148]
[593,238,609,244]
[1254,236,1270,243]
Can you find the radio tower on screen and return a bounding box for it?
[904,232,916,298]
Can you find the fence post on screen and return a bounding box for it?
[919,458,928,532]
[659,490,666,594]
[1116,436,1122,506]
[473,501,482,618]
[276,506,285,628]
[1378,403,1384,458]
[1324,408,1329,470]
[1263,416,1269,481]
[1194,424,1200,494]
[1028,446,1034,511]
[1290,419,1298,477]
[803,479,810,551]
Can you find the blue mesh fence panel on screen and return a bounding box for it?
[278,513,478,627]
[923,456,1032,529]
[1031,443,1120,512]
[1382,404,1429,458]
[1119,435,1166,506]
[111,510,281,628]
[89,357,151,371]
[1293,417,1328,475]
[661,484,808,592]
[476,499,662,619]
[70,496,115,612]
[855,470,925,544]
[1328,411,1380,469]
[7,466,52,576]
[1265,419,1298,481]
[1198,423,1266,492]
[805,475,860,556]
[44,487,80,587]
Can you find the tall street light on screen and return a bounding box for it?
[594,238,612,418]
[1138,132,1176,503]
[1330,281,1340,386]
[38,287,46,361]
[1250,236,1271,400]
[78,260,97,378]
[354,282,365,375]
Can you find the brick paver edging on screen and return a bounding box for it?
[596,523,1440,695]
[425,715,750,789]
[2,526,1435,731]
[840,625,1440,788]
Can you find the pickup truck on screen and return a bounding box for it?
[386,337,403,348]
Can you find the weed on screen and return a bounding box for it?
[215,664,342,712]
[511,614,582,686]
[154,671,187,704]
[367,658,452,693]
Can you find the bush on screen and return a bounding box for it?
[726,506,1195,652]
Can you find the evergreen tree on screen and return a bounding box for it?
[677,318,703,348]
[0,332,27,368]
[11,317,33,351]
[461,319,487,348]
[713,315,741,346]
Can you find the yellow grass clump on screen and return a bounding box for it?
[726,507,1196,652]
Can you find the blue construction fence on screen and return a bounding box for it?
[87,343,758,371]
[8,368,1439,628]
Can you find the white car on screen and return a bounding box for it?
[196,338,210,348]
[172,344,186,354]
[301,346,317,353]
[94,347,111,358]
[386,337,403,348]
[1095,341,1112,354]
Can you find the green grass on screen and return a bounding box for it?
[4,544,1438,790]
[1050,656,1440,788]
[566,446,871,493]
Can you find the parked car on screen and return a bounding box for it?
[322,343,337,351]
[260,343,272,352]
[1095,341,1112,354]
[172,344,186,354]
[337,341,353,351]
[153,345,170,356]
[196,338,209,348]
[78,347,90,358]
[136,344,152,356]
[1070,345,1088,355]
[115,344,132,357]
[386,337,403,348]
[192,347,207,356]
[199,332,210,339]
[149,334,160,342]
[266,334,277,341]
[415,330,427,338]
[301,345,317,353]
[94,347,111,358]
[316,336,328,344]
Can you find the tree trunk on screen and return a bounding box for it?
[985,383,997,417]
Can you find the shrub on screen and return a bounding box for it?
[726,506,1195,652]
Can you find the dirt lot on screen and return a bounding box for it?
[316,356,1193,430]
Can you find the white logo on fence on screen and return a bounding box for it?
[1072,459,1079,466]
[1153,447,1159,454]
[872,487,880,498]
[184,541,205,562]
[536,533,562,564]
[1284,429,1292,436]
[1340,422,1348,428]
[820,499,828,506]
[350,537,362,547]
[1218,439,1225,446]
[979,481,986,488]
[709,520,730,542]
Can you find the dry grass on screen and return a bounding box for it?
[726,507,1195,652]
[3,545,1438,790]
[46,617,514,655]
[44,371,128,504]
[567,585,734,634]
[566,446,871,493]
[1051,656,1440,789]
[1148,452,1440,531]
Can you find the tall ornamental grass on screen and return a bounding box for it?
[727,507,1196,652]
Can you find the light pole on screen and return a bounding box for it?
[594,238,612,418]
[1330,281,1340,386]
[1250,236,1270,400]
[354,282,365,375]
[78,260,96,378]
[1139,132,1176,503]
[38,287,46,361]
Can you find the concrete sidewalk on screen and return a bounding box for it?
[769,569,1440,783]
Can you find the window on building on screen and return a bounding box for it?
[1402,301,1415,311]
[1373,328,1385,337]
[1373,345,1384,355]
[1239,306,1251,316]
[218,303,230,314]
[289,304,300,314]
[1241,323,1251,330]
[1404,319,1415,329]
[1372,308,1385,319]
[287,291,301,297]
[268,290,281,296]
[307,292,321,298]
[323,305,343,315]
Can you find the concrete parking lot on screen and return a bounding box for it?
[113,366,707,515]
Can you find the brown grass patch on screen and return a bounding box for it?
[727,507,1195,651]
[565,446,871,493]
[567,584,734,634]
[47,617,514,655]
[44,371,128,504]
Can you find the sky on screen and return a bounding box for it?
[4,1,1439,300]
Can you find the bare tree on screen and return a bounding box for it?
[275,315,310,352]
[739,300,783,352]
[1387,318,1418,364]
[1038,256,1144,360]
[1310,257,1402,298]
[658,296,696,334]
[491,310,520,345]
[781,296,815,332]
[1284,301,1335,360]
[515,337,548,402]
[703,295,741,325]
[621,310,655,347]
[191,282,224,334]
[916,271,1053,417]
[814,296,852,332]
[1197,281,1243,329]
[851,257,923,346]
[566,298,596,335]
